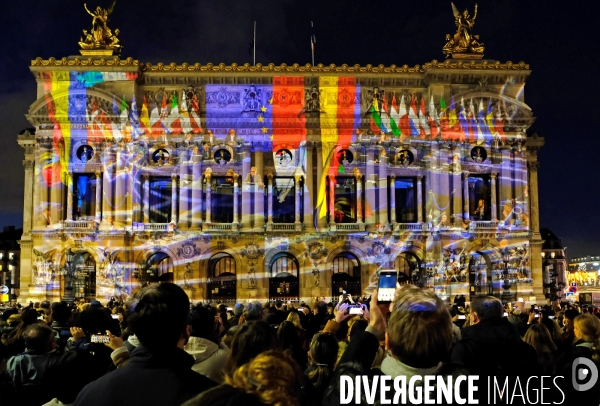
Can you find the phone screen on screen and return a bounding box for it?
[377,271,398,304]
[534,314,539,318]
[111,314,120,319]
[458,315,466,320]
[349,307,363,315]
[503,312,509,317]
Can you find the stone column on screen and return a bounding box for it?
[205,174,212,224]
[241,145,252,230]
[50,156,62,224]
[390,174,396,224]
[365,147,377,226]
[316,144,327,230]
[191,164,202,229]
[267,175,273,225]
[378,156,388,225]
[142,175,150,223]
[115,151,125,224]
[304,142,315,231]
[66,171,74,221]
[33,160,43,228]
[103,151,115,225]
[171,175,178,224]
[357,174,363,224]
[179,163,190,229]
[294,174,301,224]
[23,160,34,233]
[328,177,336,226]
[95,171,102,222]
[463,173,470,222]
[417,176,423,223]
[233,174,239,227]
[254,146,265,230]
[452,171,462,227]
[491,173,497,221]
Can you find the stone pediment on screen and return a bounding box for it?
[27,87,127,126]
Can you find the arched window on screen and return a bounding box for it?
[332,252,360,278]
[270,253,299,278]
[146,252,173,282]
[395,253,420,284]
[209,253,236,278]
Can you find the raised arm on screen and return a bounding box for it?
[83,3,94,17]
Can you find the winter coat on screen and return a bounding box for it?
[73,345,217,406]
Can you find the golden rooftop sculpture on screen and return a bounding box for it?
[78,1,123,56]
[443,3,484,59]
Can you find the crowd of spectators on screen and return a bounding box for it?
[0,286,598,405]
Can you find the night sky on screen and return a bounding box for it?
[0,1,597,259]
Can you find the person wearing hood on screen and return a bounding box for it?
[185,305,230,383]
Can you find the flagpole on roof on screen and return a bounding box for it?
[253,21,256,66]
[310,21,315,66]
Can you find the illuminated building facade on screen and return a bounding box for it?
[568,255,600,291]
[15,55,547,305]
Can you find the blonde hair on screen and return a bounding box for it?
[286,311,301,328]
[226,350,300,406]
[387,285,452,368]
[574,314,600,362]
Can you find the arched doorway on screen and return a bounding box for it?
[140,252,174,285]
[395,252,423,287]
[207,253,236,304]
[468,251,495,299]
[331,252,361,298]
[268,253,299,301]
[60,250,96,303]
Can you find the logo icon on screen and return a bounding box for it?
[572,357,599,392]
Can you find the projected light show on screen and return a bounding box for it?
[16,1,547,306]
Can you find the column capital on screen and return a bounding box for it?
[171,174,178,181]
[417,176,423,181]
[463,173,470,179]
[96,170,102,178]
[527,161,540,172]
[491,173,497,179]
[294,174,303,183]
[22,160,34,170]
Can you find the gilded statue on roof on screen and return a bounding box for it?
[78,1,123,55]
[443,3,484,58]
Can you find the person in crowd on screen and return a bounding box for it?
[185,305,230,383]
[72,283,216,406]
[325,286,468,405]
[6,323,61,405]
[265,300,287,326]
[452,296,539,378]
[2,308,40,357]
[277,320,307,369]
[303,332,338,406]
[558,309,579,351]
[241,301,263,323]
[0,343,15,405]
[183,350,301,406]
[230,303,244,327]
[225,321,279,374]
[49,302,72,352]
[556,313,600,404]
[522,323,557,375]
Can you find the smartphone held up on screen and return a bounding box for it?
[377,270,398,304]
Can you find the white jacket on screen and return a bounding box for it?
[184,336,230,383]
